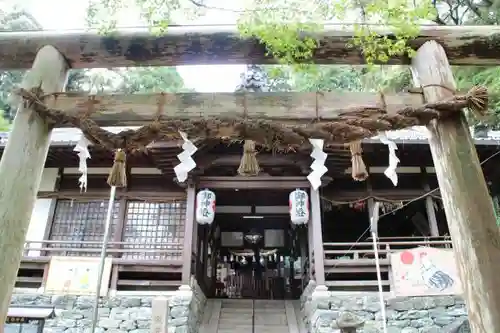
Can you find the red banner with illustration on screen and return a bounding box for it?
[390,247,462,297]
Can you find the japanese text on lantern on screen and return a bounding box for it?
[289,189,309,225]
[294,191,306,217]
[196,189,216,225]
[201,190,213,217]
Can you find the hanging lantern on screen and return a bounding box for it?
[289,189,309,225]
[196,189,216,225]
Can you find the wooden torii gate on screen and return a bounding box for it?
[0,25,499,333]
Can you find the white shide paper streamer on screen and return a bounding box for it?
[307,138,328,190]
[174,131,198,182]
[73,133,91,192]
[378,132,400,186]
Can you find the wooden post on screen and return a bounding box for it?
[411,40,500,332]
[424,185,439,237]
[0,45,68,324]
[421,167,440,236]
[112,198,128,257]
[307,215,314,279]
[310,187,325,285]
[181,184,196,285]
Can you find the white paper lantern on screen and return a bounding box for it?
[289,189,309,225]
[196,189,216,225]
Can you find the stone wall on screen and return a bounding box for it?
[168,282,206,333]
[301,283,470,333]
[10,294,153,333]
[10,281,206,333]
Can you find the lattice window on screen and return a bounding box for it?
[48,200,121,257]
[122,201,185,259]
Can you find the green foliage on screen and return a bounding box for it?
[0,8,191,128]
[237,0,435,67]
[85,0,435,68]
[288,66,366,92]
[0,109,11,132]
[236,65,292,92]
[237,21,321,69]
[346,0,436,65]
[453,66,500,129]
[86,0,197,31]
[260,64,412,93]
[115,67,193,93]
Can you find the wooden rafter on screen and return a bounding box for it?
[43,90,424,126]
[1,25,500,69]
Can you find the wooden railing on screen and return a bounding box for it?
[323,236,453,292]
[17,240,184,291]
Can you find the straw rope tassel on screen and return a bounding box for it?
[349,141,368,181]
[107,149,127,187]
[238,140,260,176]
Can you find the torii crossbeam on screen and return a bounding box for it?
[0,24,498,68]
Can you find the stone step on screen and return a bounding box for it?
[253,325,290,333]
[254,300,286,308]
[220,308,253,314]
[218,326,289,333]
[221,304,253,309]
[221,299,253,307]
[254,315,288,325]
[220,309,252,314]
[219,315,253,321]
[254,308,287,314]
[218,321,253,325]
[213,299,291,333]
[218,324,253,330]
[217,327,252,333]
[219,315,252,322]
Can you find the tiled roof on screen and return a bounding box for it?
[0,126,499,147]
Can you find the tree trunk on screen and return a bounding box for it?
[0,45,69,326]
[411,40,500,332]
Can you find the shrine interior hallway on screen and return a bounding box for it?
[199,299,305,333]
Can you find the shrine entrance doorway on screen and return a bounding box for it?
[194,185,310,300]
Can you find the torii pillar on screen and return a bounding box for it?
[411,40,500,332]
[0,46,69,325]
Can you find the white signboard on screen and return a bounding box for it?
[390,247,462,297]
[45,256,112,296]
